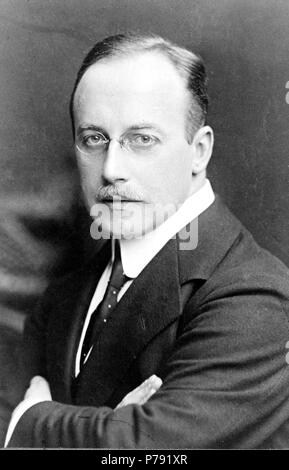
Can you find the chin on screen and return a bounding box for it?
[89,217,141,241]
[111,221,154,240]
[112,225,148,240]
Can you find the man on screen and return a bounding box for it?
[5,33,289,448]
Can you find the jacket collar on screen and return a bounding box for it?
[178,195,243,284]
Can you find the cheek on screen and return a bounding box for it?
[77,157,102,187]
[130,161,164,201]
[135,147,192,202]
[165,144,193,183]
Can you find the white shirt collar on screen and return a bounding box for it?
[112,178,215,279]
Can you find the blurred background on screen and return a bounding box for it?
[0,0,289,443]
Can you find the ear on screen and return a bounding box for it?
[190,125,214,175]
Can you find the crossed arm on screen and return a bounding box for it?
[5,373,162,446]
[6,276,289,448]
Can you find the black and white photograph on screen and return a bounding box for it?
[1,0,289,451]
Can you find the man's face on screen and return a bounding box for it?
[74,51,197,238]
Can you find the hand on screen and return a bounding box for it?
[24,375,52,402]
[4,376,52,447]
[115,375,162,409]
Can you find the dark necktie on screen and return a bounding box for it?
[80,241,130,367]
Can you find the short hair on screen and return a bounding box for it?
[69,33,208,143]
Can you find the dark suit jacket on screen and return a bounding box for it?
[8,196,289,448]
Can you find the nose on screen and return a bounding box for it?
[102,139,128,184]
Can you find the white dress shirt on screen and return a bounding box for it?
[5,178,214,446]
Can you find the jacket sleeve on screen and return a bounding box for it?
[20,287,53,381]
[7,273,289,448]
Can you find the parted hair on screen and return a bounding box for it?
[69,33,208,142]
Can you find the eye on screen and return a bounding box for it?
[129,134,159,148]
[80,132,108,148]
[136,135,152,145]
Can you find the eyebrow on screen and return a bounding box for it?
[76,125,107,136]
[126,123,165,135]
[76,123,166,137]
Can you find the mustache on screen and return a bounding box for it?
[95,185,144,202]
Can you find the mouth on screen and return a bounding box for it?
[99,198,142,204]
[97,198,144,214]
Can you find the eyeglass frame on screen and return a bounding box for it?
[74,129,161,156]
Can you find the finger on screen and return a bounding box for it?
[24,376,52,401]
[136,382,158,405]
[29,376,50,393]
[147,375,163,391]
[135,376,162,403]
[115,375,163,409]
[30,375,46,385]
[126,375,160,400]
[132,375,162,393]
[116,383,155,408]
[117,384,150,407]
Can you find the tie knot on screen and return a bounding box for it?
[109,241,130,290]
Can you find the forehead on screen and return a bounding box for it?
[73,51,189,129]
